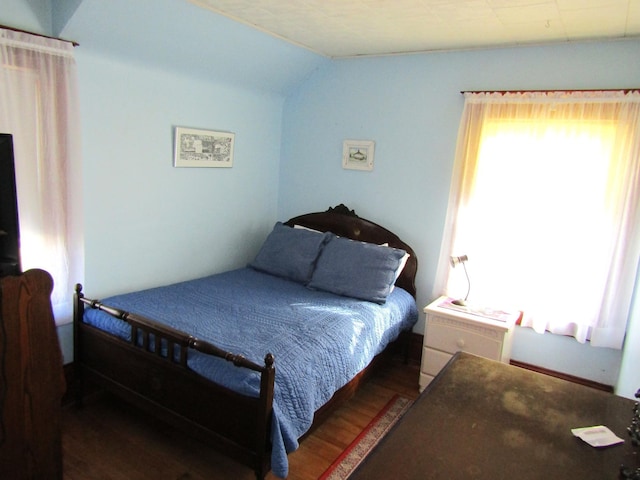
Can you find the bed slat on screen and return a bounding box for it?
[77,294,272,373]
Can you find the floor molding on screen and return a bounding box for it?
[509,359,614,393]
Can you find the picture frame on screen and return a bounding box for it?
[174,126,235,168]
[342,139,375,171]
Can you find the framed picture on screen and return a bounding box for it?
[342,139,375,171]
[174,126,235,168]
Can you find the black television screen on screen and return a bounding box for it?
[0,133,21,276]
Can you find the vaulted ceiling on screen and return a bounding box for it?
[189,0,640,57]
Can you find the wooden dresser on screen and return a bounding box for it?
[0,269,65,479]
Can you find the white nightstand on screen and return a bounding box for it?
[419,296,520,391]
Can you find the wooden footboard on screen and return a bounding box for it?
[73,284,276,479]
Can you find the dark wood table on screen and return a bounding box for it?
[351,352,638,479]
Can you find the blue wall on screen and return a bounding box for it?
[279,40,640,388]
[54,0,326,298]
[3,0,51,31]
[280,40,640,328]
[2,0,639,394]
[76,51,286,296]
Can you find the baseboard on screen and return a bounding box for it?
[509,359,614,393]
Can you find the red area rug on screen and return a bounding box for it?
[319,394,413,479]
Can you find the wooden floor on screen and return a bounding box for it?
[62,354,420,480]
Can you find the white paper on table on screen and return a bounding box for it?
[571,425,625,447]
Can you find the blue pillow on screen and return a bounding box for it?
[308,235,407,304]
[250,222,330,284]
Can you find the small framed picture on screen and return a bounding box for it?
[342,139,374,171]
[174,126,235,168]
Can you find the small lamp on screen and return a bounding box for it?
[450,254,470,306]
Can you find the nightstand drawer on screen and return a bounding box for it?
[425,320,503,359]
[421,346,451,377]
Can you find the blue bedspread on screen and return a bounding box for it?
[83,267,418,478]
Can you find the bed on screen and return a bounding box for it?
[73,204,418,479]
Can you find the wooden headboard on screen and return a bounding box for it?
[285,204,418,298]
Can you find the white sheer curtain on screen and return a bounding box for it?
[0,28,83,325]
[435,91,640,349]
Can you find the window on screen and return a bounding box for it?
[436,91,640,349]
[0,28,83,325]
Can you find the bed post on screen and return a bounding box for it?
[255,352,275,480]
[72,283,85,408]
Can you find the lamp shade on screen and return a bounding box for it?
[450,254,468,267]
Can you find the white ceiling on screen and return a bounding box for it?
[188,0,640,58]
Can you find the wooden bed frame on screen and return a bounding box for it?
[73,204,418,479]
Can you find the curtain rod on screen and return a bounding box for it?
[461,89,639,94]
[0,24,79,47]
